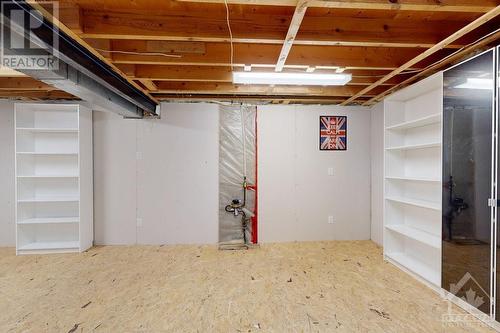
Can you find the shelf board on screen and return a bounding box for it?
[385,113,441,131]
[18,217,79,225]
[385,252,439,285]
[17,175,79,179]
[385,142,441,151]
[18,240,79,251]
[385,224,441,248]
[18,197,79,203]
[386,196,440,211]
[17,152,78,156]
[16,127,78,133]
[385,176,440,182]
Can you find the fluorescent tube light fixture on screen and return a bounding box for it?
[232,71,352,86]
[455,78,493,90]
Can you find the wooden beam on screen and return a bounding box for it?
[58,4,83,34]
[341,5,500,105]
[108,41,449,69]
[138,79,158,91]
[122,64,402,85]
[0,67,25,77]
[0,77,56,90]
[73,9,472,49]
[363,30,500,105]
[275,0,309,71]
[151,81,387,96]
[0,90,76,100]
[176,0,498,13]
[154,94,362,104]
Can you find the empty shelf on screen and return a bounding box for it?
[385,142,441,151]
[385,252,439,285]
[18,241,79,251]
[16,128,78,133]
[386,196,440,211]
[17,175,79,179]
[18,217,79,225]
[17,152,78,156]
[385,113,441,131]
[385,224,441,248]
[385,176,440,182]
[18,197,79,203]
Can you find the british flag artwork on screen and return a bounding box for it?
[319,116,347,151]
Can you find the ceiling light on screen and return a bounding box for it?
[232,72,352,86]
[455,78,493,90]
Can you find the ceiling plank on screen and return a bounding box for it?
[138,79,158,91]
[123,64,402,85]
[176,0,498,13]
[0,90,76,100]
[151,81,387,96]
[0,77,56,90]
[363,29,500,105]
[107,41,451,69]
[72,9,475,49]
[275,0,309,71]
[341,5,500,105]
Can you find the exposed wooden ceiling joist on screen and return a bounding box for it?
[3,0,497,104]
[341,5,500,105]
[150,81,387,96]
[69,8,486,49]
[176,0,498,13]
[364,29,500,105]
[104,41,451,69]
[124,65,404,85]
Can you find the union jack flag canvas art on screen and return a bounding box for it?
[319,116,347,151]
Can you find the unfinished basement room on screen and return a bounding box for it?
[1,0,500,332]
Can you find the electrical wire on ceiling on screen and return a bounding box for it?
[223,0,234,70]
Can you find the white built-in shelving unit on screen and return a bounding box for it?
[383,72,443,286]
[15,103,93,255]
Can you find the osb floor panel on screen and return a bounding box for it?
[0,241,495,333]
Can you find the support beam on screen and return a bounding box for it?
[363,30,500,105]
[122,64,403,85]
[0,77,56,90]
[73,9,474,49]
[138,79,158,91]
[108,41,450,69]
[341,5,500,105]
[176,0,498,13]
[151,81,387,96]
[0,90,76,100]
[22,0,159,115]
[275,0,308,71]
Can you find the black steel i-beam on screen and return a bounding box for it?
[0,0,158,118]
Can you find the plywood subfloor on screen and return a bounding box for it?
[0,241,495,332]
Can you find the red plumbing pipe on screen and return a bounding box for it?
[251,109,258,244]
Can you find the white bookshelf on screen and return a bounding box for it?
[15,103,93,255]
[383,72,443,287]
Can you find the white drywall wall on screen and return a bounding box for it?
[370,102,384,246]
[93,102,219,245]
[0,101,15,246]
[258,105,371,242]
[0,101,378,246]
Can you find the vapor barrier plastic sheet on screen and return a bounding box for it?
[219,105,256,243]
